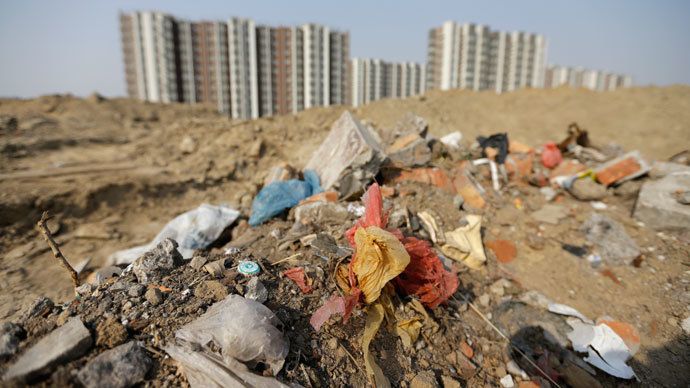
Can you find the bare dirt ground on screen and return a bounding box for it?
[1,86,689,386]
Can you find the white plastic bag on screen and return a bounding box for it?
[109,204,239,264]
[175,294,289,375]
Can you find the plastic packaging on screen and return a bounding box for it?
[248,170,321,226]
[109,204,240,264]
[175,294,288,375]
[541,142,563,169]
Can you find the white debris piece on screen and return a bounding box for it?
[109,204,239,264]
[567,319,636,379]
[547,302,594,324]
[440,131,463,149]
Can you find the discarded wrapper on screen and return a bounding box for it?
[441,215,487,269]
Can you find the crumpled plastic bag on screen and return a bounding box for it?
[395,317,423,348]
[109,204,240,264]
[541,142,563,169]
[362,303,390,388]
[441,215,486,269]
[353,226,410,303]
[175,294,288,375]
[567,319,636,379]
[282,267,312,294]
[395,237,459,309]
[249,170,321,226]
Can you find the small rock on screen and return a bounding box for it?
[194,280,228,302]
[614,180,642,200]
[244,277,268,303]
[478,293,491,307]
[20,297,54,322]
[76,283,93,297]
[441,375,461,388]
[500,374,515,388]
[0,322,24,358]
[490,279,511,297]
[77,341,152,388]
[567,179,607,201]
[506,360,528,379]
[90,266,122,285]
[95,317,128,349]
[3,317,91,382]
[132,238,183,284]
[189,255,208,270]
[410,370,438,388]
[179,135,198,154]
[540,186,557,202]
[675,190,690,205]
[144,288,163,306]
[127,284,146,297]
[452,195,464,210]
[526,234,545,250]
[681,316,690,335]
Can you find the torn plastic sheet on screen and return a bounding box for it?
[109,204,240,265]
[165,343,289,388]
[362,303,391,388]
[440,131,463,149]
[310,294,346,331]
[282,267,313,294]
[567,319,636,379]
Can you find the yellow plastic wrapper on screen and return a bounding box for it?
[362,303,390,388]
[441,215,486,269]
[353,226,410,303]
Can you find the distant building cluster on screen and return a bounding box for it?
[120,11,349,119]
[350,59,426,107]
[544,65,632,91]
[426,21,547,93]
[120,12,634,117]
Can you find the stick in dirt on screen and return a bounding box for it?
[36,211,80,291]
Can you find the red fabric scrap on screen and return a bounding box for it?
[283,267,312,293]
[394,237,459,309]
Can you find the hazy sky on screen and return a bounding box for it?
[1,0,689,98]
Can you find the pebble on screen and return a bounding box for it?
[132,238,183,284]
[244,277,268,303]
[500,374,515,388]
[145,287,163,306]
[128,284,146,297]
[189,255,208,270]
[667,317,678,327]
[410,370,438,388]
[478,293,491,307]
[681,316,690,335]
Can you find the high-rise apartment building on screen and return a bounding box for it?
[120,11,349,119]
[544,65,632,91]
[426,21,546,93]
[351,58,426,107]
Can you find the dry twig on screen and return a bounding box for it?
[36,211,80,290]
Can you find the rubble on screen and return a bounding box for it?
[634,170,690,229]
[3,317,92,382]
[567,178,607,200]
[77,341,152,388]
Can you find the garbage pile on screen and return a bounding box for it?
[1,112,689,387]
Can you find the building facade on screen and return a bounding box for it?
[544,65,632,91]
[351,58,426,107]
[426,21,546,93]
[120,11,349,119]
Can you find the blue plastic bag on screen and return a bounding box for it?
[248,170,322,226]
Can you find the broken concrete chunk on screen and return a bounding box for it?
[0,322,24,358]
[581,213,640,265]
[634,172,690,230]
[394,112,429,138]
[3,317,92,382]
[132,238,183,284]
[77,341,152,388]
[304,111,385,199]
[387,133,432,167]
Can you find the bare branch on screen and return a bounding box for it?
[36,211,80,291]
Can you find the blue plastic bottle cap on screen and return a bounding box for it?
[238,260,260,276]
